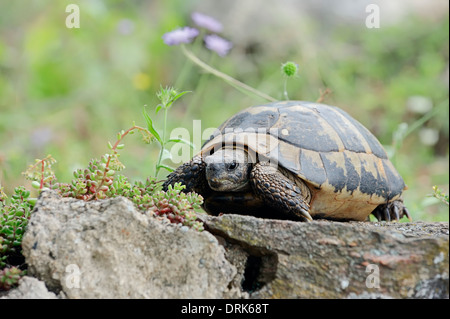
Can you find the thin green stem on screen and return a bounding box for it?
[155,106,169,178]
[155,105,168,178]
[163,106,168,145]
[93,125,148,199]
[180,44,277,102]
[155,148,162,178]
[283,78,289,100]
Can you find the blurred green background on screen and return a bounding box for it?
[0,0,448,221]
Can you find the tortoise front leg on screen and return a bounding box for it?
[250,162,313,222]
[162,156,210,195]
[371,199,412,222]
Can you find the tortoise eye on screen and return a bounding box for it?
[227,161,238,170]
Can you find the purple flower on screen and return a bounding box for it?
[204,34,233,57]
[191,12,223,33]
[162,27,199,45]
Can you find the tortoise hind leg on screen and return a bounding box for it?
[250,162,313,222]
[371,199,412,222]
[162,156,210,195]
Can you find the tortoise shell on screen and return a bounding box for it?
[200,101,406,221]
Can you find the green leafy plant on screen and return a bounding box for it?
[432,186,449,206]
[143,86,194,178]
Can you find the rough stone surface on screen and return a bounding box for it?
[1,276,59,299]
[16,190,449,299]
[202,215,449,299]
[21,191,237,299]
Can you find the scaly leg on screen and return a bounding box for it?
[250,162,313,222]
[162,156,210,196]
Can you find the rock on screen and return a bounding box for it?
[202,214,449,299]
[1,276,59,299]
[20,190,448,299]
[21,191,237,299]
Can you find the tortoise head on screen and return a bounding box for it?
[204,148,251,192]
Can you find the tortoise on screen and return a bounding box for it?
[163,100,411,222]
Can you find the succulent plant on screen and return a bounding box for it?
[150,182,204,231]
[0,187,33,269]
[0,267,26,291]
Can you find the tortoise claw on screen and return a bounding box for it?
[373,209,382,222]
[383,207,391,222]
[392,205,400,221]
[300,208,313,222]
[371,200,411,222]
[403,207,413,222]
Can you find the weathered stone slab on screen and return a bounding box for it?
[12,190,448,299]
[21,191,238,299]
[202,214,449,299]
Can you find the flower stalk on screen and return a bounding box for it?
[180,44,276,102]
